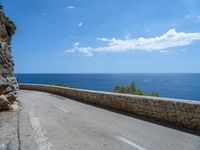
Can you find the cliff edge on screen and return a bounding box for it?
[0,8,18,111]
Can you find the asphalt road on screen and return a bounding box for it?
[18,90,200,150]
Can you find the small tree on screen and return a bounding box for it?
[129,82,137,94]
[135,88,144,96]
[150,91,159,97]
[114,85,127,93]
[114,82,159,97]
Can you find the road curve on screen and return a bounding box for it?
[18,90,200,150]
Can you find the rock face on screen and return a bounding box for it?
[0,10,18,111]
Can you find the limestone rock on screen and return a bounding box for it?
[0,10,18,111]
[0,95,11,110]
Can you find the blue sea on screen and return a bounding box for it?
[16,73,200,101]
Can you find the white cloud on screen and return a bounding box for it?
[65,28,200,56]
[78,22,83,27]
[73,42,80,47]
[76,47,93,56]
[159,50,169,53]
[65,42,93,56]
[67,6,75,9]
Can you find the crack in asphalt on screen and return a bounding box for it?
[17,110,21,150]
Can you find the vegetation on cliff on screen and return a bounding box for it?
[0,3,16,37]
[114,82,159,97]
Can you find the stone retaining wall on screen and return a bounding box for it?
[19,84,200,131]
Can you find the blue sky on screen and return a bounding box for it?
[2,0,200,73]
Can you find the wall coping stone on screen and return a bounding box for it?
[20,83,200,104]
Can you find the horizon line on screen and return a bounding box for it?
[15,72,200,74]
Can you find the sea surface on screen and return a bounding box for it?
[16,73,200,101]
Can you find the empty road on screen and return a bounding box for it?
[18,90,200,150]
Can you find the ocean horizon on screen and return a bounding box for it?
[16,73,200,101]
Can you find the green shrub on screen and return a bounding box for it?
[55,83,67,87]
[149,91,159,97]
[0,3,16,37]
[3,14,16,37]
[114,82,159,97]
[49,83,68,87]
[135,88,145,96]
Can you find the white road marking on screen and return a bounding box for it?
[54,105,69,113]
[117,136,147,150]
[29,109,52,150]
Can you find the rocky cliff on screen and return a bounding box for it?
[0,10,18,111]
